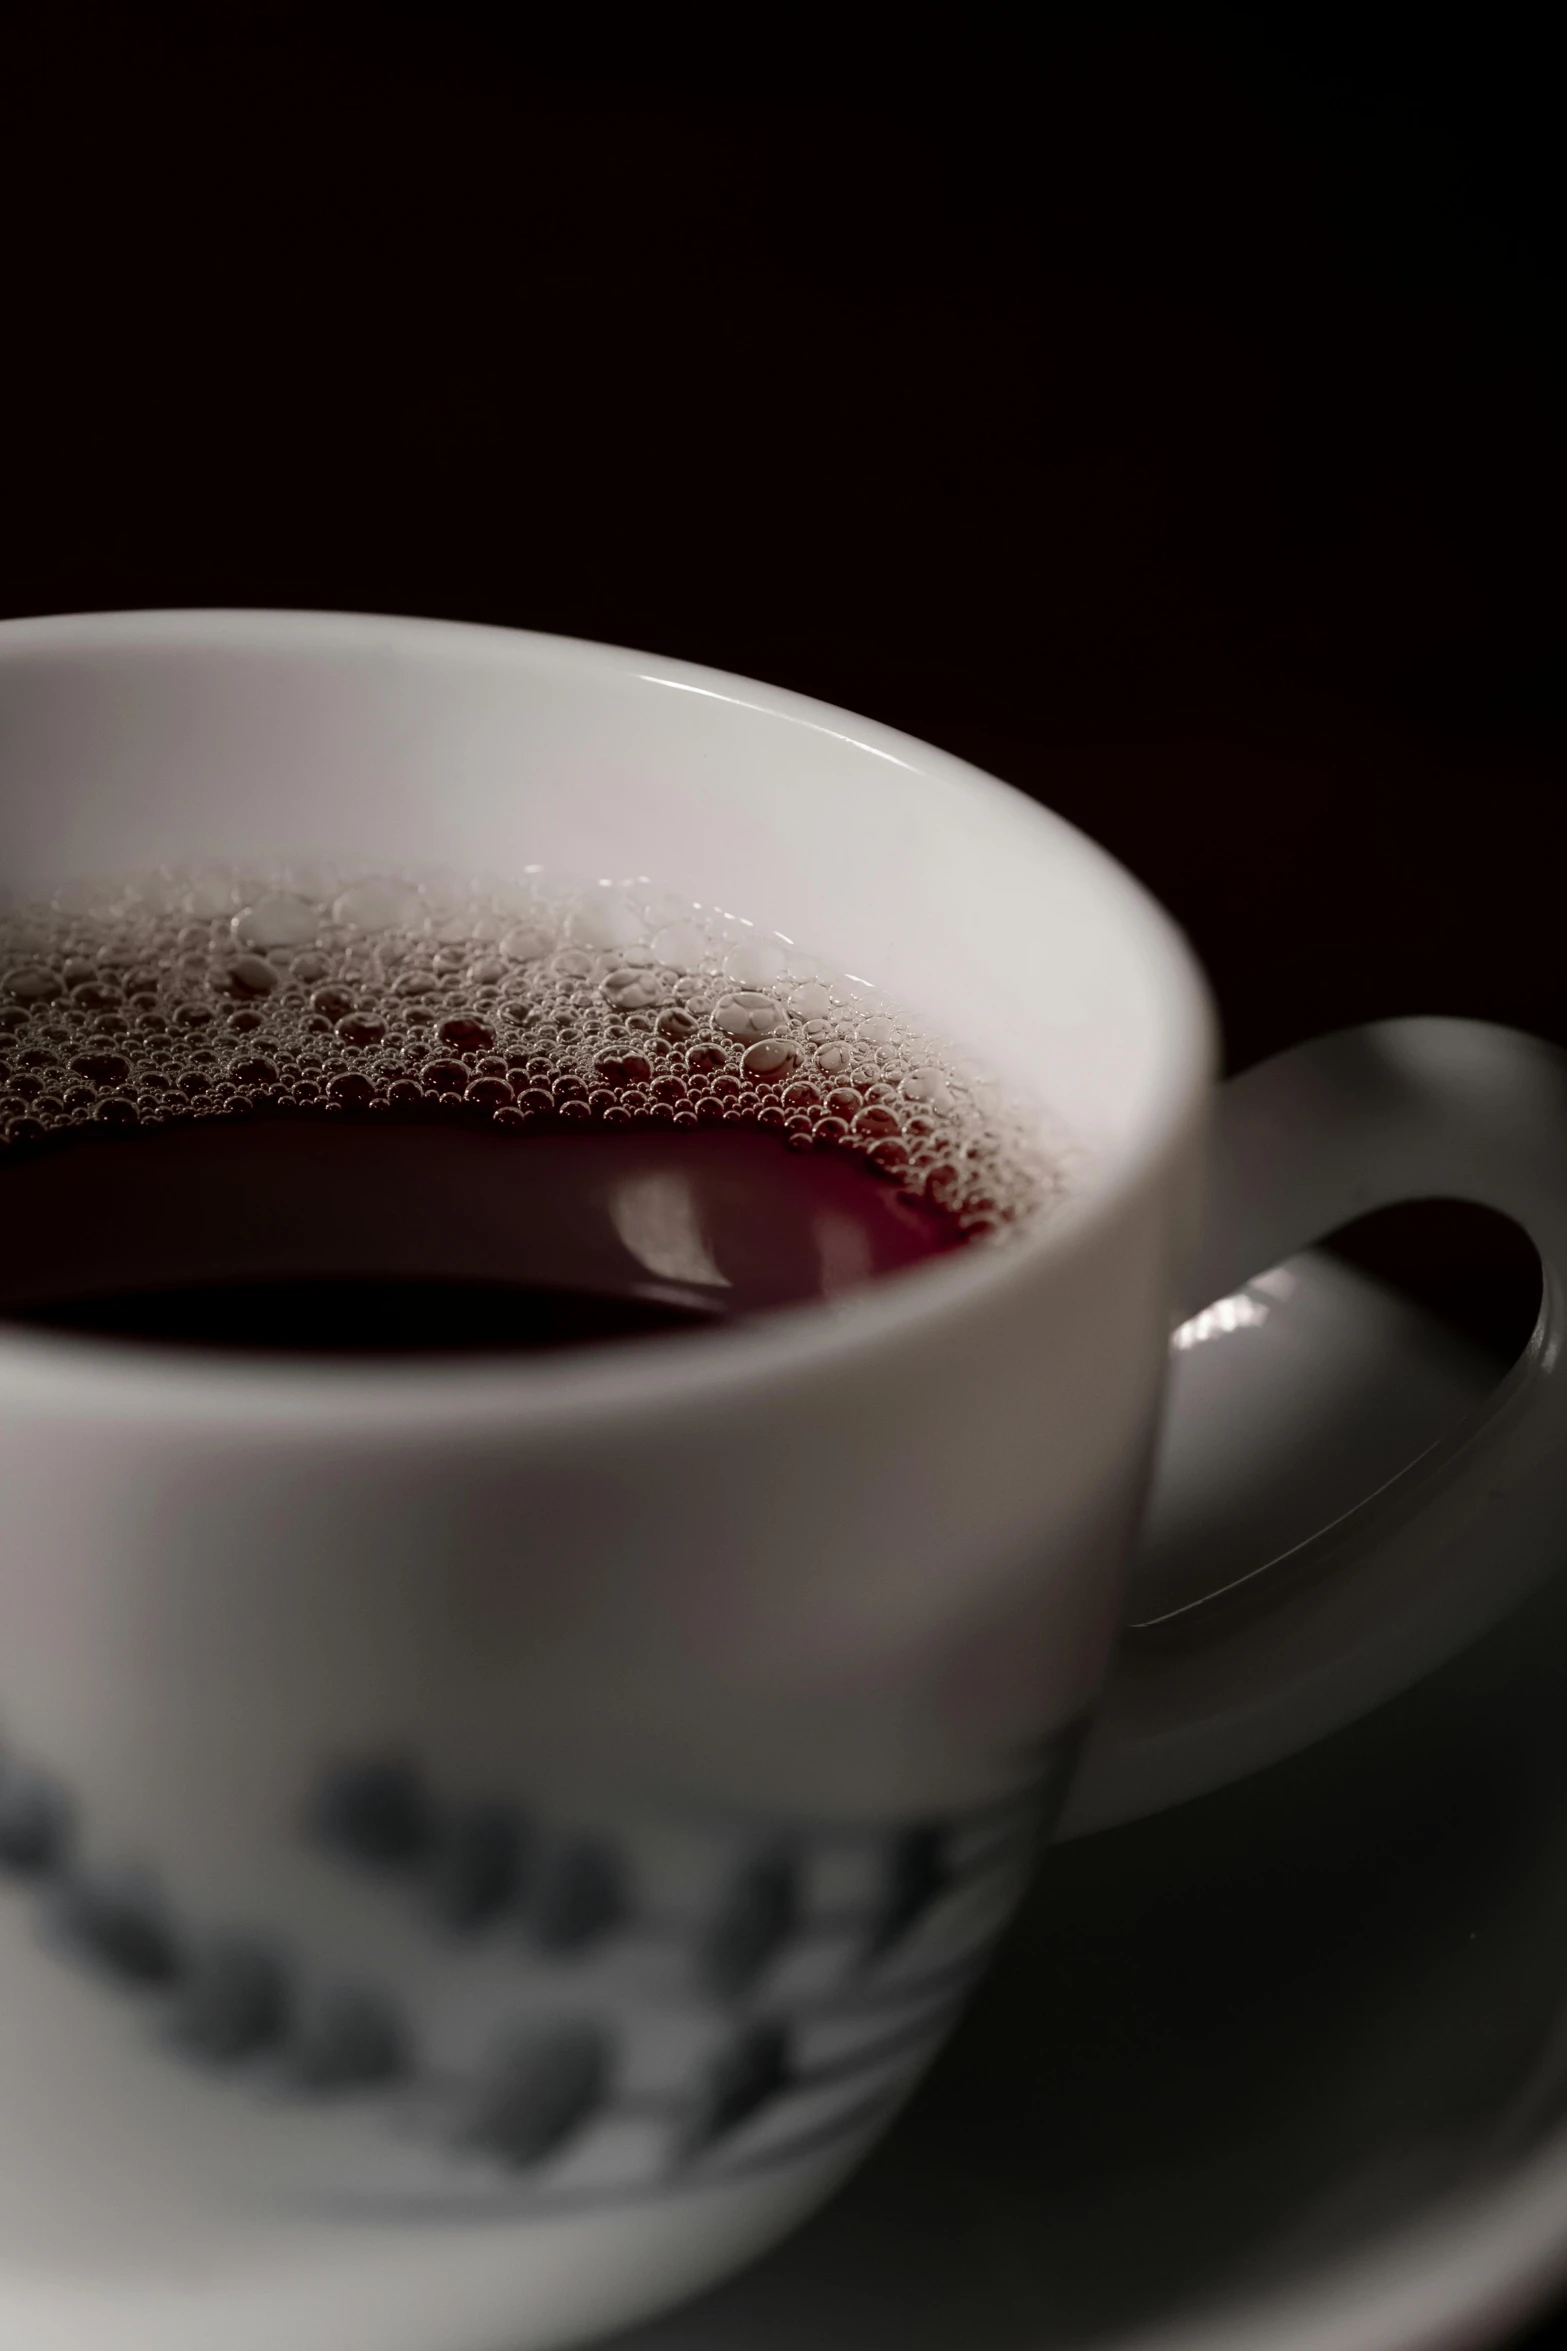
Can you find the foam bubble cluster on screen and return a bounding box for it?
[0,865,1053,1237]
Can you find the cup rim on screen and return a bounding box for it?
[0,607,1217,1431]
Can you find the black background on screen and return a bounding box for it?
[6,4,1565,1074]
[4,4,1567,2334]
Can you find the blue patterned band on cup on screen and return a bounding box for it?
[0,1725,1081,2218]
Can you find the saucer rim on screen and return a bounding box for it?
[1121,2120,1567,2351]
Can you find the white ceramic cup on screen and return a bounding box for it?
[0,609,1565,2351]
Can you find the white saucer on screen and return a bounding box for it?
[604,1250,1567,2351]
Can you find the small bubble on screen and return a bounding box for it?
[332,878,423,931]
[4,966,57,1002]
[815,1041,854,1075]
[592,1054,640,1088]
[336,1014,385,1047]
[182,873,239,917]
[233,894,320,950]
[438,1016,494,1054]
[741,1038,800,1081]
[602,967,664,1011]
[69,1052,130,1087]
[632,884,686,924]
[566,892,643,951]
[713,991,785,1041]
[500,922,553,963]
[651,921,709,969]
[724,937,788,987]
[903,1068,955,1111]
[311,987,355,1021]
[787,980,834,1019]
[220,955,280,998]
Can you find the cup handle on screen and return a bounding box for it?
[1058,1017,1567,1839]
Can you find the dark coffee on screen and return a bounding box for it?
[0,1111,968,1353]
[0,863,1051,1356]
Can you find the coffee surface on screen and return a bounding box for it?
[0,1113,967,1352]
[0,864,1053,1354]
